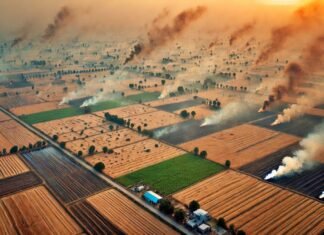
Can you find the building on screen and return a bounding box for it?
[143,191,162,204]
[193,209,210,223]
[198,224,211,234]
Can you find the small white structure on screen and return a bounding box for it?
[135,185,145,192]
[193,209,210,223]
[198,224,211,234]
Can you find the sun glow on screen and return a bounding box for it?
[259,0,305,5]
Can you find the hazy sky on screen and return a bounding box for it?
[0,0,308,40]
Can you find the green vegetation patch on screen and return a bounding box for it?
[20,91,161,124]
[116,153,224,195]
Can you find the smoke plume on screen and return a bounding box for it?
[256,0,324,64]
[265,122,324,180]
[124,6,207,64]
[42,6,74,41]
[269,34,324,121]
[229,21,255,46]
[201,102,256,126]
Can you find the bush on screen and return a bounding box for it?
[52,135,58,141]
[217,217,227,230]
[237,230,246,235]
[159,199,174,215]
[189,200,200,213]
[94,162,105,172]
[225,160,231,168]
[180,110,190,119]
[59,142,66,148]
[77,151,83,157]
[199,150,207,158]
[88,145,96,155]
[193,147,199,156]
[102,146,108,153]
[10,146,18,154]
[174,209,185,223]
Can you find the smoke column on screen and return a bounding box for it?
[124,6,207,64]
[42,6,73,41]
[265,122,324,180]
[270,34,324,124]
[229,21,255,46]
[256,0,324,64]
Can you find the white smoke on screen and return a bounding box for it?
[201,102,256,126]
[320,191,324,199]
[153,125,179,138]
[265,122,324,180]
[271,95,322,126]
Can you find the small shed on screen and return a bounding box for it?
[193,209,210,223]
[198,223,211,234]
[143,191,162,204]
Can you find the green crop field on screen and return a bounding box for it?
[116,153,224,195]
[19,91,161,124]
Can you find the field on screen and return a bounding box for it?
[240,145,324,200]
[87,189,178,234]
[180,124,300,168]
[173,170,324,234]
[252,114,323,137]
[20,92,161,124]
[0,154,29,179]
[126,110,184,130]
[94,103,157,119]
[155,97,204,112]
[0,111,10,122]
[0,119,43,149]
[66,128,147,156]
[145,94,193,107]
[86,139,185,178]
[117,153,224,195]
[10,101,69,115]
[0,186,82,234]
[155,109,274,145]
[34,114,105,137]
[23,147,109,203]
[69,200,124,235]
[0,172,42,197]
[174,104,215,120]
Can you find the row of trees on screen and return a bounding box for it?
[180,110,196,119]
[193,147,207,158]
[0,141,47,156]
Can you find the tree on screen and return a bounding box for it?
[191,111,196,119]
[94,162,105,172]
[137,126,142,133]
[217,217,227,229]
[237,230,246,235]
[200,150,207,158]
[10,146,18,154]
[225,160,231,168]
[59,142,66,148]
[83,106,91,114]
[174,209,185,223]
[161,79,166,85]
[109,125,114,131]
[77,151,83,157]
[52,135,58,141]
[159,199,174,215]
[180,110,190,119]
[88,145,96,155]
[177,86,185,94]
[189,200,200,213]
[193,147,199,156]
[102,146,108,153]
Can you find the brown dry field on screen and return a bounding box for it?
[94,104,157,119]
[34,114,105,137]
[86,139,185,178]
[0,94,43,109]
[174,104,216,120]
[306,107,324,117]
[0,111,11,122]
[87,189,178,235]
[173,170,324,235]
[126,110,184,130]
[180,124,300,168]
[66,128,147,156]
[0,186,82,235]
[0,154,29,179]
[0,120,42,149]
[145,94,193,107]
[10,102,70,116]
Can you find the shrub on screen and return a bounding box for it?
[52,135,58,141]
[225,160,231,168]
[174,209,185,223]
[199,150,207,158]
[189,200,200,213]
[159,199,174,215]
[88,145,96,155]
[94,162,105,172]
[10,146,18,154]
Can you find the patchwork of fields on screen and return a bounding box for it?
[173,170,324,234]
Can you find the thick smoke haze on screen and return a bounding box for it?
[265,122,324,180]
[229,21,255,46]
[256,0,324,64]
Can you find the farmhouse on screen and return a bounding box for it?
[143,191,162,204]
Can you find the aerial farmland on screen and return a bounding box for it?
[0,0,323,234]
